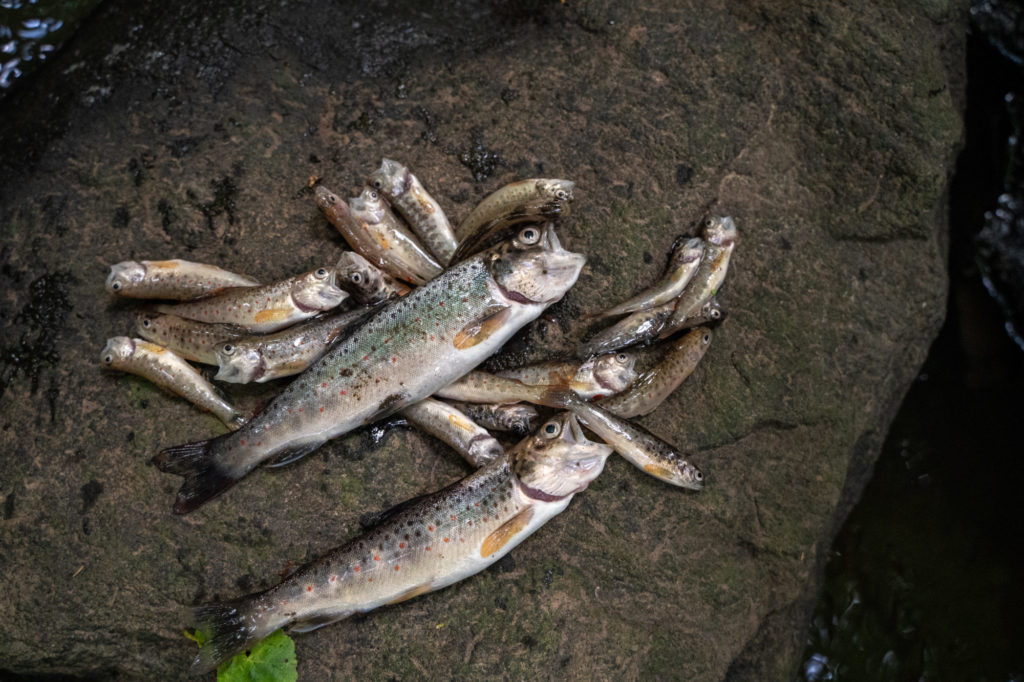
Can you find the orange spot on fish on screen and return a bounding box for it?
[425,546,431,551]
[306,585,312,592]
[340,390,347,395]
[320,407,325,412]
[374,555,380,561]
[444,537,449,543]
[428,525,434,531]
[395,565,401,571]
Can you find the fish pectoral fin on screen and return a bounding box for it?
[289,612,352,633]
[480,507,535,558]
[264,444,320,468]
[387,583,435,606]
[453,305,511,350]
[254,308,292,324]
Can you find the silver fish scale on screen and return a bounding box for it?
[215,259,507,476]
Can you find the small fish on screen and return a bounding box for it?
[496,352,639,401]
[661,216,738,335]
[154,223,584,514]
[600,327,713,418]
[452,179,575,262]
[106,259,260,300]
[401,398,504,468]
[135,313,247,365]
[101,337,245,430]
[335,251,411,306]
[154,267,348,333]
[349,188,443,285]
[189,412,612,672]
[434,371,572,407]
[578,301,676,358]
[316,186,388,273]
[447,402,539,435]
[564,395,703,490]
[369,158,459,265]
[214,308,376,384]
[597,237,704,318]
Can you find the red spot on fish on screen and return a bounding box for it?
[281,600,289,605]
[439,302,445,306]
[240,440,246,445]
[467,521,472,526]
[450,515,456,520]
[384,338,390,344]
[392,357,397,363]
[322,382,327,388]
[306,585,312,592]
[354,566,360,572]
[340,390,347,395]
[428,525,434,531]
[444,537,450,543]
[330,575,337,583]
[430,335,435,341]
[374,555,380,561]
[320,407,325,412]
[257,441,261,446]
[426,546,431,551]
[368,578,373,582]
[415,317,420,322]
[363,355,369,361]
[395,565,401,571]
[399,542,405,549]
[474,502,479,506]
[298,408,303,412]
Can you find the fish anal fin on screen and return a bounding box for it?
[481,507,534,558]
[453,306,511,350]
[289,612,352,633]
[264,444,319,468]
[387,583,434,606]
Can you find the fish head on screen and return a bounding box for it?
[335,251,383,301]
[292,267,348,312]
[106,261,146,295]
[673,237,706,266]
[100,336,135,367]
[512,412,613,500]
[656,455,705,490]
[349,187,386,221]
[591,351,639,394]
[468,436,505,469]
[502,404,539,435]
[703,215,738,247]
[536,179,575,204]
[368,158,409,198]
[134,312,162,337]
[315,186,350,222]
[486,223,586,305]
[214,342,262,383]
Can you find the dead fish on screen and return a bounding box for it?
[154,266,348,333]
[578,302,676,358]
[661,216,738,335]
[349,188,443,285]
[135,313,247,365]
[100,337,245,430]
[564,395,703,490]
[401,398,504,468]
[496,352,639,401]
[335,251,411,306]
[452,179,575,262]
[189,412,612,672]
[434,371,572,407]
[214,308,376,384]
[105,259,259,300]
[154,223,584,514]
[447,402,539,435]
[369,158,459,265]
[316,186,388,274]
[597,237,704,318]
[600,327,713,418]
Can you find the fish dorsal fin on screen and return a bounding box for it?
[481,507,534,558]
[454,305,511,350]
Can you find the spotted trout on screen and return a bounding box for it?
[190,412,612,671]
[369,158,459,265]
[154,224,585,514]
[106,259,259,300]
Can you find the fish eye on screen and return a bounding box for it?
[222,344,235,355]
[142,318,150,328]
[711,310,721,319]
[703,334,710,343]
[705,218,715,228]
[327,194,337,204]
[315,268,329,279]
[351,272,362,284]
[103,354,113,363]
[369,190,379,200]
[372,179,383,189]
[111,281,121,291]
[616,353,628,363]
[518,227,540,245]
[555,189,568,201]
[694,470,703,481]
[542,421,560,438]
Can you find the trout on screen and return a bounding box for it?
[661,216,737,335]
[154,224,585,514]
[154,266,347,333]
[101,337,245,430]
[190,412,612,671]
[136,313,246,366]
[348,188,443,285]
[597,237,704,318]
[495,352,638,401]
[401,398,504,468]
[447,402,539,435]
[334,251,411,306]
[106,259,259,300]
[369,158,459,265]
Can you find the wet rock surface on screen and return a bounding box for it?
[0,1,964,679]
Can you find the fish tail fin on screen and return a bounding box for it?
[191,600,262,672]
[152,436,237,514]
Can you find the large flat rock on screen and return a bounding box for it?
[0,1,963,679]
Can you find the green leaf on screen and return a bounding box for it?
[216,629,298,682]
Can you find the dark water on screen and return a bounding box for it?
[798,4,1024,680]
